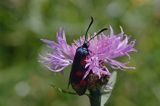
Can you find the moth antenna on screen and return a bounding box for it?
[87,28,108,43]
[84,16,94,43]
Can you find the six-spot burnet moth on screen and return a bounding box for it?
[68,17,108,95]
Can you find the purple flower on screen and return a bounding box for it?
[39,26,136,79]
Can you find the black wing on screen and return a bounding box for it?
[68,46,89,95]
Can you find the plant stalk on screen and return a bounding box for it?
[89,89,101,106]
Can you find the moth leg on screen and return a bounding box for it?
[51,84,89,96]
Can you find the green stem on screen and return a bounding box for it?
[89,89,101,106]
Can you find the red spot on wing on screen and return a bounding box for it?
[80,80,87,86]
[75,71,84,77]
[72,83,81,90]
[80,57,87,65]
[72,80,87,90]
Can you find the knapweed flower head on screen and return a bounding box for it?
[39,18,137,106]
[39,26,136,80]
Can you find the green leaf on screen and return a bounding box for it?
[101,71,117,106]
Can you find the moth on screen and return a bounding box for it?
[68,17,107,95]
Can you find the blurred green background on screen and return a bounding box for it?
[0,0,160,106]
